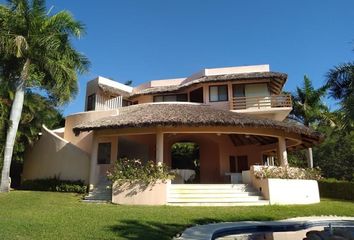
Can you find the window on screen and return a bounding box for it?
[233,85,245,97]
[190,87,204,103]
[209,85,228,102]
[154,96,164,102]
[153,94,188,102]
[97,142,111,164]
[176,94,188,101]
[164,95,176,102]
[86,94,96,111]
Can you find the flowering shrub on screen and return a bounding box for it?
[107,158,174,186]
[252,166,321,180]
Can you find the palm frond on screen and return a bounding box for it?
[326,62,354,99]
[45,10,85,38]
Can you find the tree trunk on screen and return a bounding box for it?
[306,148,313,168]
[0,59,29,192]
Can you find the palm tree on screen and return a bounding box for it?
[326,62,354,130]
[290,75,331,168]
[0,0,89,192]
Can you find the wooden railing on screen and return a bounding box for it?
[231,94,292,110]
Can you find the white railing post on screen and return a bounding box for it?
[103,96,123,110]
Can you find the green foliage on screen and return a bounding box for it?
[123,80,133,86]
[0,0,84,187]
[0,89,64,164]
[171,142,200,183]
[288,150,308,168]
[21,177,87,194]
[171,142,199,169]
[107,158,174,186]
[0,0,90,105]
[290,75,332,127]
[318,178,354,201]
[0,191,354,239]
[326,61,354,130]
[253,166,322,180]
[289,75,353,181]
[313,127,354,181]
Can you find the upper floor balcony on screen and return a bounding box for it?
[230,94,292,110]
[230,94,292,121]
[93,95,123,111]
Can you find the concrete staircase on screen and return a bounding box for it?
[84,178,112,202]
[167,184,269,206]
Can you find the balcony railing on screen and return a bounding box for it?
[96,95,123,110]
[231,94,292,110]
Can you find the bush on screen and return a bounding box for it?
[253,166,322,180]
[107,158,174,186]
[318,178,354,201]
[21,177,87,194]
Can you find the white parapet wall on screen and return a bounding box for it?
[250,166,320,205]
[266,178,320,205]
[112,180,170,205]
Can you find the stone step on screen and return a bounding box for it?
[167,183,267,206]
[169,188,257,194]
[168,192,261,197]
[84,183,112,201]
[170,184,249,188]
[168,196,263,203]
[167,200,270,206]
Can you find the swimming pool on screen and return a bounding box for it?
[179,217,354,240]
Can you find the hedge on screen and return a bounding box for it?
[318,179,354,201]
[21,177,87,194]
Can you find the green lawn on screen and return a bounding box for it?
[0,191,353,240]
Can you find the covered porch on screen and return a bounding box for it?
[87,126,311,187]
[72,103,322,205]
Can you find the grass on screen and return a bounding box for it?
[0,191,353,240]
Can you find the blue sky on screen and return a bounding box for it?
[5,0,354,115]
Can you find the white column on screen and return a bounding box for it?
[89,135,99,190]
[156,131,164,165]
[306,148,313,168]
[277,136,288,166]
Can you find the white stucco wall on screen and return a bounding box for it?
[251,175,320,205]
[266,179,320,205]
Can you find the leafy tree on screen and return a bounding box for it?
[171,142,200,182]
[0,77,64,186]
[313,125,354,181]
[0,0,89,192]
[326,62,354,130]
[290,75,332,168]
[124,80,133,86]
[291,75,331,127]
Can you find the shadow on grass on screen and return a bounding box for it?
[110,219,186,240]
[109,217,275,240]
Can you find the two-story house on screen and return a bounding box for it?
[23,64,322,205]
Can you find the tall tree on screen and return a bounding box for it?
[290,75,331,167]
[326,62,354,130]
[0,0,89,192]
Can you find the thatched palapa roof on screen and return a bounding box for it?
[130,71,287,97]
[73,103,323,145]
